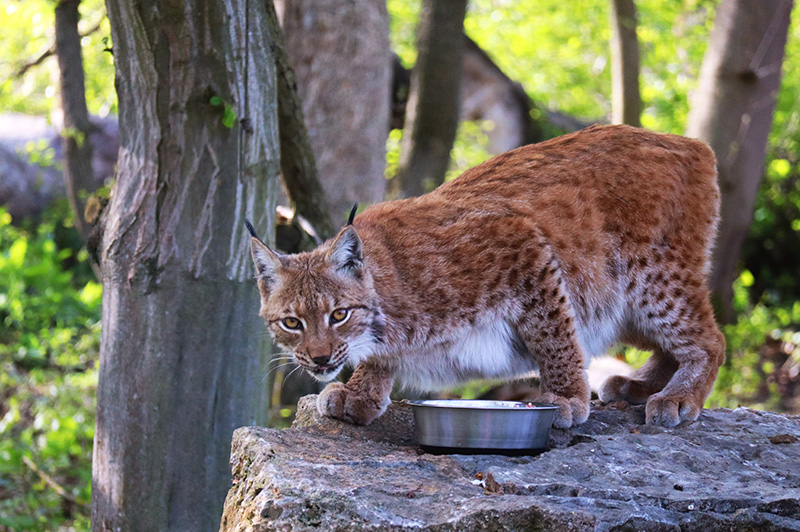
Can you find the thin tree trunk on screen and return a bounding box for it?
[391,0,468,198]
[686,0,793,322]
[278,0,391,219]
[609,0,642,127]
[92,1,279,530]
[265,0,335,241]
[54,0,94,242]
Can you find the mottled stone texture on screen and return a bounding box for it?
[220,397,800,531]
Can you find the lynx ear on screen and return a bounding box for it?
[250,237,284,286]
[326,226,363,278]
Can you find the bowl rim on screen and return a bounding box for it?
[408,399,558,411]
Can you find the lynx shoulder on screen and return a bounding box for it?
[250,125,724,429]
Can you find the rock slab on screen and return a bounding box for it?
[220,397,800,531]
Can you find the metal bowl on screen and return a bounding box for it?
[409,399,558,455]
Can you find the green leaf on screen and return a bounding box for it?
[79,282,103,309]
[222,104,237,129]
[8,239,27,268]
[769,158,792,178]
[209,96,223,106]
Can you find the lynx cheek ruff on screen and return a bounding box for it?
[410,400,558,455]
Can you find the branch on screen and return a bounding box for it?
[15,16,104,78]
[22,456,89,508]
[264,0,337,242]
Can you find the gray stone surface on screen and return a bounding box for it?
[220,396,800,531]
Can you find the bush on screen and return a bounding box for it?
[0,205,100,532]
[708,273,800,412]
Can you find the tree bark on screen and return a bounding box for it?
[54,0,94,242]
[685,0,793,322]
[609,0,642,127]
[391,0,468,198]
[92,1,279,530]
[264,0,335,242]
[278,0,391,219]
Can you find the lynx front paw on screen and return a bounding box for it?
[645,392,701,427]
[316,382,388,426]
[539,392,589,429]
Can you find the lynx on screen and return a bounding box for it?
[249,125,725,429]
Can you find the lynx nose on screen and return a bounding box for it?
[311,355,331,367]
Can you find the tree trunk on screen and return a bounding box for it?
[609,0,642,127]
[264,0,335,242]
[278,0,391,219]
[54,0,94,242]
[391,0,468,198]
[685,0,793,322]
[92,1,279,530]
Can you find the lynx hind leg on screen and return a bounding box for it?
[598,347,678,405]
[617,265,724,427]
[516,274,590,428]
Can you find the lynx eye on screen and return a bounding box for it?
[330,308,350,325]
[281,317,303,331]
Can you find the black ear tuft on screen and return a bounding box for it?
[347,203,358,226]
[245,219,260,241]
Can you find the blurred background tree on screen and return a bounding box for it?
[391,0,469,197]
[686,0,793,323]
[275,0,392,218]
[610,0,643,126]
[1,0,800,529]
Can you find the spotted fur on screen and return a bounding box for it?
[250,125,725,428]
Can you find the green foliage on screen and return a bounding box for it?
[446,121,493,182]
[708,273,800,410]
[60,127,86,148]
[0,0,115,117]
[384,120,492,186]
[17,139,60,173]
[384,128,404,180]
[742,157,800,305]
[210,95,237,129]
[387,0,421,67]
[389,0,718,135]
[0,206,100,531]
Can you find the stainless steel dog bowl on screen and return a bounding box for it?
[409,399,558,454]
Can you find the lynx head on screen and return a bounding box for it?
[249,225,384,382]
